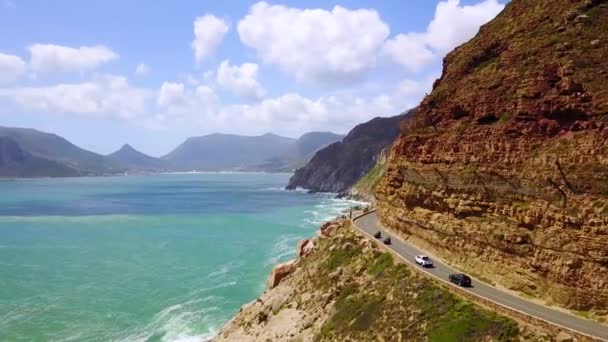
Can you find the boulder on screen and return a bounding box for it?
[296,239,315,258]
[320,222,340,237]
[555,331,573,342]
[267,260,296,289]
[329,267,343,280]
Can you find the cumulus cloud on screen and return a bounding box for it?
[135,63,150,75]
[156,81,218,118]
[237,2,389,83]
[28,44,119,73]
[148,74,434,136]
[383,0,504,71]
[192,14,229,63]
[0,75,148,120]
[157,82,185,107]
[0,53,26,83]
[382,33,435,73]
[217,60,265,100]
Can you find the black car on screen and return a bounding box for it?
[449,273,472,287]
[383,237,391,245]
[374,231,382,239]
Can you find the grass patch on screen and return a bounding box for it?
[416,286,518,342]
[367,252,394,277]
[463,164,478,175]
[353,162,386,198]
[319,283,384,339]
[513,202,531,211]
[324,247,359,272]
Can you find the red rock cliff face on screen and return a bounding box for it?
[377,0,608,316]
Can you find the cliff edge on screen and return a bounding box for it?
[286,111,412,194]
[377,0,608,317]
[215,219,550,341]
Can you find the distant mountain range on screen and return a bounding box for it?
[0,126,343,178]
[106,144,166,172]
[286,110,413,193]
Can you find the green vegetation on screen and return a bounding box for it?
[352,162,386,199]
[463,164,478,175]
[319,283,383,339]
[310,225,521,341]
[474,56,499,72]
[416,287,518,342]
[367,252,394,277]
[513,202,531,211]
[323,246,360,271]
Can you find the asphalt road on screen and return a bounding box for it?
[354,211,608,341]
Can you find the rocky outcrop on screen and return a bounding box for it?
[377,0,608,317]
[215,219,550,341]
[286,111,413,193]
[267,260,296,289]
[296,239,315,258]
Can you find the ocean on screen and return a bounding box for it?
[0,173,363,341]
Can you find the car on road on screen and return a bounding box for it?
[383,236,391,245]
[415,255,433,267]
[374,231,382,239]
[449,273,472,287]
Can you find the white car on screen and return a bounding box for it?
[415,255,433,267]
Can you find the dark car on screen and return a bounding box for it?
[374,231,382,239]
[449,273,472,287]
[383,237,391,245]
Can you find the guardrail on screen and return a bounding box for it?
[351,209,604,342]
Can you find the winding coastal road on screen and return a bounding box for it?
[354,211,608,341]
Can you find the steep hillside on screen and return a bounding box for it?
[106,144,166,172]
[0,126,121,175]
[286,111,412,193]
[256,132,344,171]
[0,137,79,178]
[162,133,296,171]
[293,132,344,159]
[377,0,608,317]
[215,219,548,341]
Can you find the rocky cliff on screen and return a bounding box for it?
[286,111,412,193]
[215,219,550,341]
[376,0,608,318]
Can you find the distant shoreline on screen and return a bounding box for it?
[0,170,296,181]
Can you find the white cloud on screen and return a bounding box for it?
[426,0,504,53]
[192,14,229,64]
[156,82,218,117]
[28,44,119,73]
[237,2,389,83]
[0,75,148,120]
[135,63,150,75]
[217,60,265,100]
[383,0,504,71]
[382,33,435,73]
[148,74,433,136]
[0,53,26,84]
[157,82,185,107]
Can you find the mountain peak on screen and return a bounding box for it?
[119,143,135,151]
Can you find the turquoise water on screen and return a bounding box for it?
[0,173,362,341]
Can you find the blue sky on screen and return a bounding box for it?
[0,0,505,156]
